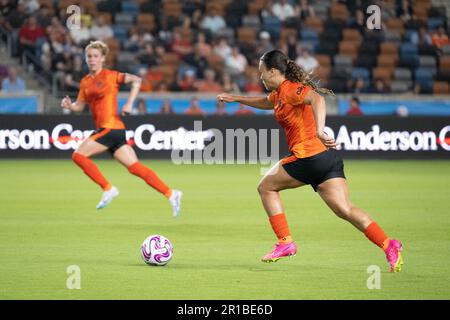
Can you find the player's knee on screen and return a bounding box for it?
[257,182,267,194]
[334,205,352,220]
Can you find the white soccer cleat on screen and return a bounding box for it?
[169,190,183,217]
[96,186,119,210]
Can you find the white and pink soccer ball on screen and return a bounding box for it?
[140,235,173,266]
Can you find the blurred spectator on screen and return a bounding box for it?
[137,67,152,92]
[69,20,90,46]
[1,67,26,92]
[195,68,223,92]
[155,81,170,92]
[0,0,15,21]
[125,29,154,52]
[286,34,298,60]
[47,17,66,44]
[262,0,276,19]
[18,15,46,59]
[295,0,315,20]
[3,2,26,36]
[90,16,113,41]
[159,99,175,114]
[214,100,228,115]
[185,97,206,115]
[371,79,390,94]
[63,55,84,92]
[396,105,409,117]
[256,31,275,57]
[348,9,365,35]
[225,46,248,77]
[295,48,318,73]
[244,72,264,93]
[200,7,226,36]
[174,69,197,91]
[171,30,193,59]
[137,42,159,67]
[0,63,8,80]
[396,0,413,22]
[346,97,363,116]
[431,26,450,50]
[35,4,52,28]
[19,0,39,15]
[410,26,432,46]
[351,78,369,95]
[194,32,211,58]
[213,37,232,61]
[235,103,256,116]
[271,0,296,22]
[133,98,148,115]
[221,72,240,93]
[184,45,209,78]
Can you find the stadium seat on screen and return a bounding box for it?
[315,54,331,68]
[390,80,410,93]
[439,56,450,72]
[242,15,261,29]
[415,68,436,87]
[427,17,444,30]
[137,13,156,32]
[419,55,437,69]
[372,67,393,85]
[378,54,397,68]
[112,25,128,42]
[262,16,282,40]
[386,18,405,36]
[432,81,450,94]
[384,30,402,43]
[400,42,418,57]
[380,42,398,55]
[351,67,370,81]
[121,1,139,15]
[334,55,353,68]
[237,27,257,44]
[304,16,324,34]
[394,68,413,81]
[301,29,319,42]
[115,13,135,27]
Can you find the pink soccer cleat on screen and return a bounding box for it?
[385,239,404,272]
[261,242,297,263]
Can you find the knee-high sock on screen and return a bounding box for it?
[269,213,293,244]
[72,153,111,191]
[364,222,390,251]
[127,162,172,198]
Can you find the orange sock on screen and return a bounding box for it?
[364,222,390,251]
[127,162,172,198]
[72,153,111,191]
[269,213,293,244]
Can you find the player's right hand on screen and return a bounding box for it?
[61,96,72,109]
[217,93,236,103]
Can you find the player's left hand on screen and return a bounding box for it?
[317,131,337,149]
[121,103,132,116]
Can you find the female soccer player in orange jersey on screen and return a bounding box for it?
[218,50,403,272]
[61,40,182,216]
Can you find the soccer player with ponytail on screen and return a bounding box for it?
[218,50,403,272]
[61,40,182,215]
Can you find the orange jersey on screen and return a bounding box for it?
[77,69,126,129]
[268,80,326,158]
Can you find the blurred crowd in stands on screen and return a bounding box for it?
[0,0,449,98]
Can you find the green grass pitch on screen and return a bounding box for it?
[0,159,449,300]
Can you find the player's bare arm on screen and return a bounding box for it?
[122,73,142,115]
[60,96,85,112]
[217,93,274,110]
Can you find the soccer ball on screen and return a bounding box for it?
[140,235,173,266]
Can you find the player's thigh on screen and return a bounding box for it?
[316,178,351,213]
[75,138,109,157]
[113,144,139,167]
[258,161,305,192]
